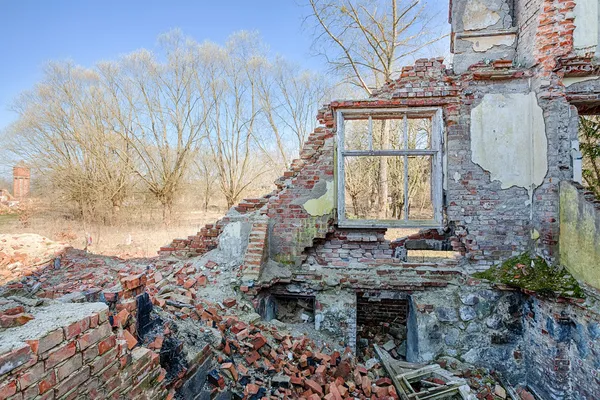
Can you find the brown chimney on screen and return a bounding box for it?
[13,162,30,199]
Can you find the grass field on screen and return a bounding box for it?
[0,209,224,258]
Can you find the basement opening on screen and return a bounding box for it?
[258,293,316,324]
[356,291,411,362]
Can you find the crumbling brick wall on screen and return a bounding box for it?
[515,0,544,67]
[0,303,167,400]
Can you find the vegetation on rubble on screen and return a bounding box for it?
[473,253,585,299]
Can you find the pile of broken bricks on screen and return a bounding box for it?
[195,297,401,399]
[0,244,538,400]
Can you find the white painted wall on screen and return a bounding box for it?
[470,92,548,196]
[573,0,599,55]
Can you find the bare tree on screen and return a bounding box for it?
[5,62,133,223]
[256,58,330,167]
[579,116,600,197]
[99,31,210,224]
[201,32,275,208]
[306,0,445,95]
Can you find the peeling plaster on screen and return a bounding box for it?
[563,76,600,87]
[303,180,334,216]
[463,0,501,31]
[470,92,548,196]
[573,0,599,54]
[463,34,515,52]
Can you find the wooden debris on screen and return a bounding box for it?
[374,344,474,400]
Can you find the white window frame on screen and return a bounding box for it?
[336,107,444,228]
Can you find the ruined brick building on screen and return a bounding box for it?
[161,0,600,398]
[2,1,600,399]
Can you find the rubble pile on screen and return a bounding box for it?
[184,298,400,399]
[357,324,407,362]
[0,234,69,285]
[0,242,537,400]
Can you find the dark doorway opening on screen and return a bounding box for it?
[259,293,316,324]
[356,291,409,361]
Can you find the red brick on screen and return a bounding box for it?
[304,379,323,396]
[0,313,34,328]
[25,328,64,356]
[0,344,34,375]
[83,343,99,363]
[0,379,17,399]
[251,334,267,350]
[45,340,76,370]
[122,329,137,350]
[90,348,118,375]
[54,366,90,398]
[77,322,111,350]
[18,361,44,389]
[98,334,117,356]
[37,370,57,394]
[64,316,90,340]
[114,309,130,328]
[223,298,236,308]
[56,353,83,381]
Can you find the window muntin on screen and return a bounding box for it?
[336,108,443,228]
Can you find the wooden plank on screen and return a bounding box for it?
[432,108,444,225]
[342,149,437,157]
[374,344,411,400]
[336,110,346,224]
[403,115,409,221]
[496,373,519,400]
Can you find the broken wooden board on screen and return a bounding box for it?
[373,345,475,399]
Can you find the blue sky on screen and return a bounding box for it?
[0,0,449,180]
[0,0,323,132]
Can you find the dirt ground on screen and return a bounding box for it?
[0,209,225,258]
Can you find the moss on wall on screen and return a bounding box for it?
[473,253,584,298]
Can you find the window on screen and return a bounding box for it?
[336,108,444,228]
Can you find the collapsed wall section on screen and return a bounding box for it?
[0,302,167,400]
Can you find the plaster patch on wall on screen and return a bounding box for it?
[463,0,501,31]
[303,180,334,216]
[573,0,599,54]
[463,34,516,52]
[563,76,600,87]
[470,92,548,196]
[559,181,600,290]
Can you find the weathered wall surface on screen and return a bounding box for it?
[524,297,600,400]
[470,92,548,196]
[0,303,167,400]
[573,0,599,56]
[409,285,526,383]
[451,0,517,73]
[559,181,600,290]
[515,0,543,67]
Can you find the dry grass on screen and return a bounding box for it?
[0,209,225,258]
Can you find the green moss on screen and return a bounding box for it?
[472,253,585,298]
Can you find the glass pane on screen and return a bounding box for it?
[343,156,406,220]
[344,119,370,150]
[344,116,432,151]
[407,156,434,220]
[344,118,404,150]
[407,118,431,150]
[372,118,403,150]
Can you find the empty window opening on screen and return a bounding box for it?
[356,292,409,362]
[577,114,600,198]
[336,108,444,228]
[260,294,315,324]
